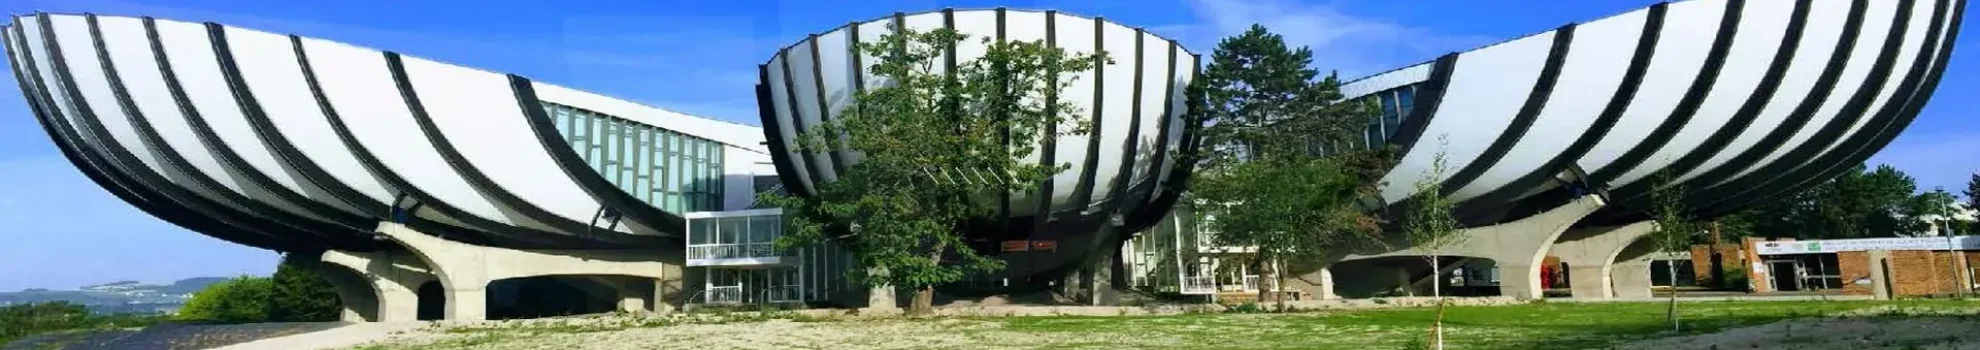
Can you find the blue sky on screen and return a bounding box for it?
[0,0,1974,291]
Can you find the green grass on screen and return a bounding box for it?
[983,300,1979,349]
[353,299,1980,350]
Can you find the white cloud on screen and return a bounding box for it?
[1164,0,1491,78]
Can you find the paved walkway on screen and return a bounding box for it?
[210,322,424,350]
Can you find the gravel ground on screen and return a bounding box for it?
[3,322,348,350]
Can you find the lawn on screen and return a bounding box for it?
[353,299,1980,350]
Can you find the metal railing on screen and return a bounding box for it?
[1183,275,1217,294]
[763,285,803,303]
[704,285,745,304]
[687,243,780,261]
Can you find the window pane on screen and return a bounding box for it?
[690,218,714,245]
[719,217,746,244]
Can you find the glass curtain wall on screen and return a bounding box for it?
[545,102,725,214]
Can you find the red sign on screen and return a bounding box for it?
[1031,240,1058,251]
[1001,241,1029,252]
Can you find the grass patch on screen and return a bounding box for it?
[351,299,1980,350]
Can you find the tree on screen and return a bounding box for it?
[1185,24,1385,310]
[1647,172,1702,331]
[177,276,274,324]
[1966,173,1979,233]
[764,25,1106,313]
[1396,147,1462,349]
[267,255,341,322]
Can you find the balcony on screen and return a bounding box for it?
[685,209,786,266]
[1182,275,1217,295]
[687,243,779,265]
[1242,274,1260,291]
[704,285,744,304]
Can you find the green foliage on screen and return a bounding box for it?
[1722,164,1928,239]
[268,256,342,322]
[760,25,1105,297]
[0,302,165,345]
[1902,189,1958,235]
[1720,266,1750,292]
[177,276,274,324]
[1968,173,1980,233]
[1186,24,1385,307]
[1402,148,1463,261]
[1649,172,1702,256]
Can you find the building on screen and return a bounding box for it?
[1125,0,1965,301]
[4,0,1965,321]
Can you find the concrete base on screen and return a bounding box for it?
[857,266,900,314]
[1337,194,1607,299]
[318,250,437,322]
[1551,221,1655,299]
[317,222,687,321]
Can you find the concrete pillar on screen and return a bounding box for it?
[445,286,487,321]
[319,250,437,322]
[363,222,683,321]
[1551,221,1656,299]
[1611,261,1652,298]
[859,266,900,314]
[1283,266,1337,300]
[1338,195,1606,300]
[1869,250,1893,300]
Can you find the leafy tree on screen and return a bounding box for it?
[1186,24,1385,310]
[1903,188,1958,235]
[177,276,274,324]
[1400,148,1461,350]
[1966,173,1980,233]
[764,25,1105,313]
[1647,171,1702,331]
[267,255,341,322]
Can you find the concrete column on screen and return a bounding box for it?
[1551,221,1655,299]
[445,286,487,321]
[320,250,436,322]
[859,266,899,314]
[1338,195,1606,300]
[1283,266,1337,300]
[367,222,683,320]
[1869,250,1893,300]
[1611,261,1652,298]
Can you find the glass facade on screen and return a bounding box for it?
[1360,83,1420,148]
[545,102,725,213]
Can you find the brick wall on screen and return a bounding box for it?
[1688,243,1745,288]
[1837,250,1974,297]
[1888,251,1967,297]
[1838,251,1872,295]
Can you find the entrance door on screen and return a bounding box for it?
[1769,261,1800,292]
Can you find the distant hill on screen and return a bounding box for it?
[0,277,231,314]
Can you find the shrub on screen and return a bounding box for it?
[0,302,165,344]
[268,257,342,322]
[177,276,274,324]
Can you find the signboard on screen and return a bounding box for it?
[1001,241,1029,252]
[1754,236,1980,255]
[1031,240,1058,251]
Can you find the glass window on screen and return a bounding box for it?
[718,217,747,244]
[749,215,780,243]
[690,218,714,245]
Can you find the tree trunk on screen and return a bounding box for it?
[911,287,934,314]
[911,241,945,314]
[1256,258,1276,309]
[1430,255,1444,350]
[1666,262,1679,331]
[1274,260,1289,312]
